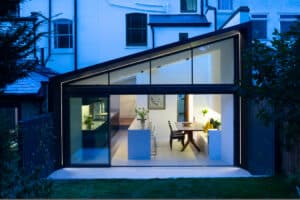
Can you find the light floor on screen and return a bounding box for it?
[111,128,228,166]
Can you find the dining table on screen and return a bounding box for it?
[175,121,203,152]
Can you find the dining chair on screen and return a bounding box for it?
[168,121,185,150]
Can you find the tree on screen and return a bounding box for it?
[240,21,300,142]
[0,1,52,198]
[239,21,300,181]
[0,17,45,91]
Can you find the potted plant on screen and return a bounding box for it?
[84,115,94,130]
[212,118,221,130]
[202,108,208,117]
[135,107,149,122]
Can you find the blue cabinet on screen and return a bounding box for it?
[128,119,151,160]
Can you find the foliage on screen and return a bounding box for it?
[0,12,46,91]
[135,107,149,121]
[211,118,221,129]
[0,110,52,198]
[0,2,52,197]
[84,115,94,129]
[201,108,208,116]
[240,21,300,143]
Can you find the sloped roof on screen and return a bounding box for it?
[3,66,57,95]
[50,22,252,85]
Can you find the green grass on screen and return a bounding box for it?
[50,176,298,199]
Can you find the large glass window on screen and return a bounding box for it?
[53,19,73,49]
[151,50,192,84]
[218,0,232,10]
[180,0,197,13]
[126,13,147,46]
[69,97,109,165]
[193,38,234,84]
[251,14,267,40]
[110,62,150,85]
[70,73,108,85]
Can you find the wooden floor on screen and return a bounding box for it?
[111,128,229,166]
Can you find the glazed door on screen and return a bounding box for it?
[69,96,110,166]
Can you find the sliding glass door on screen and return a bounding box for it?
[69,96,110,166]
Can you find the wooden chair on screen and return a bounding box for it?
[168,121,185,150]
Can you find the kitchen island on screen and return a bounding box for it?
[128,118,151,160]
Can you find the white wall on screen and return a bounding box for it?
[220,94,234,164]
[153,26,214,47]
[136,95,178,140]
[120,95,137,118]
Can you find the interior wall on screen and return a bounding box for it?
[221,94,234,164]
[120,95,136,118]
[136,95,178,140]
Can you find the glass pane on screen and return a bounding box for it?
[280,21,296,33]
[110,62,150,85]
[193,38,234,84]
[181,0,197,12]
[70,73,109,85]
[252,20,267,39]
[151,50,192,84]
[57,24,70,34]
[70,97,109,165]
[58,36,70,48]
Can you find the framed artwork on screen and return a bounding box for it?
[148,95,165,110]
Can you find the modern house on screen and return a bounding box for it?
[48,22,277,175]
[2,0,300,176]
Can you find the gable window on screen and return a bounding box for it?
[53,19,73,49]
[218,0,232,10]
[280,15,300,33]
[126,13,147,46]
[251,14,267,40]
[180,0,197,13]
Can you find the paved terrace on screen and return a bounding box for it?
[48,167,256,179]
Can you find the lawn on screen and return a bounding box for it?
[51,176,298,198]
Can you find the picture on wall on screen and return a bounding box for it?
[148,95,165,110]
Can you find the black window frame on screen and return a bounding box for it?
[126,13,147,46]
[180,0,197,13]
[53,19,73,49]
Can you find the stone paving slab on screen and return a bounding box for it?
[48,167,254,179]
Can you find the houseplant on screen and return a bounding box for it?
[84,115,94,129]
[135,107,149,122]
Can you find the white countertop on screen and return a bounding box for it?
[128,118,150,130]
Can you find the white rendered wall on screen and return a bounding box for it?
[153,26,214,47]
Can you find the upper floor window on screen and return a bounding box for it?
[126,13,147,46]
[251,14,267,40]
[180,0,197,13]
[218,0,232,10]
[0,1,19,17]
[280,15,300,33]
[53,19,73,49]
